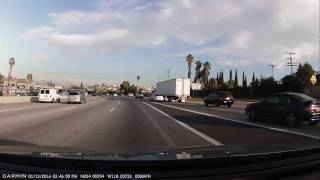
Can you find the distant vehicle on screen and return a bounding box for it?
[28,90,39,96]
[59,91,69,103]
[128,93,134,97]
[156,78,190,102]
[245,92,320,127]
[204,91,234,107]
[113,93,118,96]
[16,89,28,96]
[150,94,164,102]
[121,93,125,96]
[106,93,110,96]
[135,93,144,99]
[39,88,60,103]
[68,90,86,104]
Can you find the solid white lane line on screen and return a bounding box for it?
[109,107,116,112]
[151,102,320,140]
[142,102,224,146]
[0,107,25,113]
[62,106,78,111]
[137,102,176,147]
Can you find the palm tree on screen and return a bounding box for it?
[203,61,211,87]
[186,54,193,79]
[194,60,202,83]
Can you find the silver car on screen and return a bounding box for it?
[60,91,69,103]
[68,90,87,104]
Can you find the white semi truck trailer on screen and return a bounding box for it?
[156,78,191,102]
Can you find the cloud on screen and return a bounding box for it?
[22,0,319,65]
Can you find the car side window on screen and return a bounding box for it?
[209,93,217,97]
[278,95,291,103]
[264,96,279,103]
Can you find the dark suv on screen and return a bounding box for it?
[204,91,234,107]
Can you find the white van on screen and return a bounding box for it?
[39,88,60,103]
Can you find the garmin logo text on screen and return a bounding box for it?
[2,173,27,179]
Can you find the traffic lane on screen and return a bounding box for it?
[0,96,118,149]
[0,96,107,138]
[0,96,211,153]
[185,99,254,110]
[72,96,211,153]
[156,101,320,137]
[0,95,102,113]
[0,96,105,134]
[149,102,319,145]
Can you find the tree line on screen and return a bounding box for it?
[193,62,317,98]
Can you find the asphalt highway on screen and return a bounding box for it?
[0,96,318,154]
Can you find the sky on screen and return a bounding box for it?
[0,0,319,87]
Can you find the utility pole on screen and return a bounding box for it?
[269,64,277,78]
[136,75,140,93]
[286,52,297,74]
[7,57,16,95]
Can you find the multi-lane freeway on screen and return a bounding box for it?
[0,96,319,154]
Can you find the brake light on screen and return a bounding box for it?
[305,104,317,113]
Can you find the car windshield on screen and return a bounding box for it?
[0,0,319,168]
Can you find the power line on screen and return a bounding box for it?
[30,68,170,76]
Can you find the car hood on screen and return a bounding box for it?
[0,142,319,161]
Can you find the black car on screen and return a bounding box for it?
[245,92,320,127]
[28,90,39,96]
[135,93,144,99]
[204,91,234,107]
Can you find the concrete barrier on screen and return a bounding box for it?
[0,96,34,104]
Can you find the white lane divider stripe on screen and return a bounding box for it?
[142,102,224,146]
[110,107,116,112]
[151,102,320,140]
[137,102,176,147]
[62,106,78,111]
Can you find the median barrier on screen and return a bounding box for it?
[0,96,32,104]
